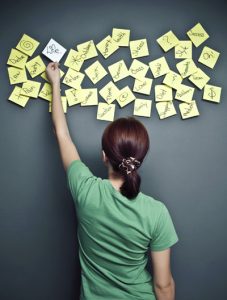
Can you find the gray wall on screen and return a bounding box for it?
[0,0,226,299]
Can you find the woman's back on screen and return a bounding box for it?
[67,159,178,300]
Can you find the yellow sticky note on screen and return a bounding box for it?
[7,49,28,69]
[133,77,153,95]
[85,60,107,84]
[188,68,210,90]
[129,59,149,79]
[198,46,220,69]
[176,58,197,78]
[112,28,130,47]
[156,31,179,52]
[187,23,209,47]
[175,84,194,103]
[133,99,152,117]
[130,39,149,59]
[99,81,120,104]
[20,80,41,98]
[156,101,177,119]
[77,40,98,60]
[163,70,182,90]
[63,68,85,89]
[26,55,46,78]
[203,84,222,103]
[155,85,173,102]
[16,33,40,56]
[64,49,84,71]
[49,96,67,113]
[179,100,200,119]
[65,88,82,106]
[8,67,27,85]
[97,102,116,121]
[96,35,119,59]
[39,83,52,101]
[108,59,129,82]
[149,56,170,78]
[116,86,135,108]
[8,86,30,107]
[80,89,98,106]
[41,69,64,82]
[175,41,192,59]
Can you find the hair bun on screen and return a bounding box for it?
[119,156,141,175]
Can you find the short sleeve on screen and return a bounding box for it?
[66,160,97,205]
[150,203,179,251]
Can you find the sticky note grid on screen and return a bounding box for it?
[7,24,222,121]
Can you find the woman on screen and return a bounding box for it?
[46,62,179,300]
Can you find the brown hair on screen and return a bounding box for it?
[101,117,150,199]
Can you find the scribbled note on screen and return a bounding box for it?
[155,85,173,102]
[198,46,220,69]
[8,86,30,107]
[26,55,46,78]
[203,84,222,103]
[108,59,129,82]
[156,31,179,52]
[77,40,98,60]
[7,49,28,69]
[179,100,200,119]
[163,70,182,90]
[64,49,84,71]
[20,80,41,98]
[112,28,130,47]
[63,68,85,89]
[187,23,209,47]
[99,81,120,104]
[175,41,192,59]
[8,67,27,85]
[65,88,82,106]
[156,101,177,119]
[176,58,197,78]
[129,39,149,58]
[16,34,40,56]
[175,84,195,103]
[96,35,119,59]
[129,59,149,79]
[116,86,135,108]
[97,102,116,121]
[188,68,210,90]
[149,56,170,78]
[42,38,67,62]
[85,60,107,84]
[133,99,152,117]
[39,83,52,101]
[80,89,98,106]
[133,77,153,95]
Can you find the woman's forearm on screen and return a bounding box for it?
[51,82,70,137]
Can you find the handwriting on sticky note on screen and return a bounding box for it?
[187,23,209,47]
[133,78,153,95]
[130,39,149,59]
[149,56,170,78]
[26,55,46,78]
[155,85,173,101]
[85,60,107,84]
[42,38,67,62]
[175,41,192,59]
[175,84,194,103]
[39,83,52,101]
[108,60,129,82]
[80,89,98,106]
[203,84,222,103]
[96,35,119,59]
[198,46,220,69]
[65,88,82,106]
[7,49,28,69]
[116,86,135,108]
[133,99,152,117]
[16,33,40,56]
[99,81,120,104]
[112,28,130,47]
[157,31,179,52]
[176,58,197,78]
[179,100,200,119]
[77,40,98,60]
[163,70,182,90]
[156,101,177,119]
[188,68,210,90]
[63,68,85,89]
[21,80,41,98]
[8,86,30,107]
[8,67,27,85]
[64,49,84,71]
[97,102,116,121]
[129,59,149,79]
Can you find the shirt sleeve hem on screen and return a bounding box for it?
[150,237,179,252]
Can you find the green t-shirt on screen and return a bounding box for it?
[67,159,179,300]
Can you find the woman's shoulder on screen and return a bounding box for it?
[138,191,166,212]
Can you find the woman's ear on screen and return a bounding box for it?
[102,150,108,164]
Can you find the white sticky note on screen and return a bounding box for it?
[42,38,67,62]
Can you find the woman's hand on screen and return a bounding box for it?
[46,62,60,85]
